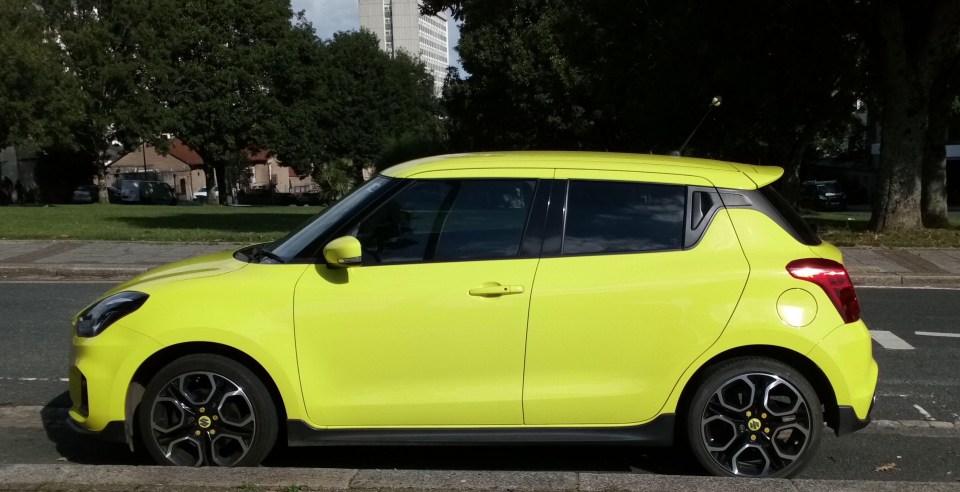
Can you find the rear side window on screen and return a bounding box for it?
[759,186,822,246]
[563,180,686,255]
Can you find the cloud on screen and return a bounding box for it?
[291,0,359,40]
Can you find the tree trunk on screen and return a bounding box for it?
[204,165,217,205]
[870,91,926,232]
[215,160,228,205]
[921,93,950,228]
[868,3,927,233]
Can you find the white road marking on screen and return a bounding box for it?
[913,404,935,421]
[916,331,960,338]
[0,377,68,382]
[870,330,915,350]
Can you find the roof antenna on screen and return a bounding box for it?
[674,96,722,156]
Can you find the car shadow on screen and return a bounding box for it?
[40,391,147,465]
[263,442,704,475]
[41,390,704,474]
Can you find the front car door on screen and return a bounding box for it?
[523,170,750,425]
[294,173,550,427]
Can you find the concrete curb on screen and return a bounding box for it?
[0,264,149,280]
[850,272,960,288]
[1,465,958,492]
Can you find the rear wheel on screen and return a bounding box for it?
[137,354,278,466]
[686,357,822,478]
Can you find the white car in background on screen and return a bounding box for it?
[194,186,218,202]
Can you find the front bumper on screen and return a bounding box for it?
[69,323,161,433]
[66,417,127,444]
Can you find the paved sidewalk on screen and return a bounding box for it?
[1,464,959,492]
[1,240,959,286]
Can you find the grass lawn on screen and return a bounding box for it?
[1,203,958,247]
[803,210,960,247]
[0,204,320,243]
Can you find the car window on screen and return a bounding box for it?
[355,179,537,264]
[563,180,685,255]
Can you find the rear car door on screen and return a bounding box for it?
[523,170,750,425]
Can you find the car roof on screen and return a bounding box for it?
[380,152,782,189]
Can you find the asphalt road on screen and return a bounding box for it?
[0,282,958,482]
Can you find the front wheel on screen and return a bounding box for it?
[137,354,278,466]
[685,357,822,478]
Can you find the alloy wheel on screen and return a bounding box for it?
[699,372,812,477]
[148,371,257,466]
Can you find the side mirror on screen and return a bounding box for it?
[323,236,363,267]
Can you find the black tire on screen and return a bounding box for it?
[137,354,278,466]
[685,357,822,478]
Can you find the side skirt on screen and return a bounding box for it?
[287,414,675,447]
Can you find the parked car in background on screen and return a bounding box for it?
[119,180,177,205]
[800,180,847,211]
[72,185,120,204]
[194,186,218,202]
[69,152,875,477]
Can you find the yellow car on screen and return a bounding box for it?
[69,152,876,477]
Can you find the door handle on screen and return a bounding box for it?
[469,284,525,297]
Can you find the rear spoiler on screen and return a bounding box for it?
[728,164,784,188]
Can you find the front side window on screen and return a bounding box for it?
[563,180,685,255]
[355,179,537,264]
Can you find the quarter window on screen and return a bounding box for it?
[355,179,537,264]
[563,180,685,255]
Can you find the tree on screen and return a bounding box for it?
[37,0,173,203]
[143,0,296,204]
[829,0,960,232]
[0,0,82,150]
[322,30,439,182]
[427,0,864,205]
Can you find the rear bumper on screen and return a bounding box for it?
[835,398,874,437]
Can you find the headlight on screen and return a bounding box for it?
[76,291,149,338]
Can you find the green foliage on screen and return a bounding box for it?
[13,1,439,205]
[324,30,440,178]
[0,0,83,149]
[312,158,358,204]
[378,129,449,171]
[438,0,863,167]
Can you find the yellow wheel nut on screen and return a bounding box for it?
[750,435,757,441]
[746,411,752,417]
[764,427,770,434]
[199,407,205,413]
[212,415,219,421]
[761,412,767,419]
[194,430,201,436]
[210,429,216,435]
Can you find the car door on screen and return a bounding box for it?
[294,175,549,427]
[523,170,750,425]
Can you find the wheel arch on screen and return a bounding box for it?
[675,345,840,433]
[125,342,289,448]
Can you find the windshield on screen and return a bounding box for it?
[268,176,396,261]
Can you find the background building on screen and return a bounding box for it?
[359,0,449,94]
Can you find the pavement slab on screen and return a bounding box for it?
[1,465,958,492]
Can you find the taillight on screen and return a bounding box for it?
[787,258,861,323]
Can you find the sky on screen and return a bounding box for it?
[290,0,463,72]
